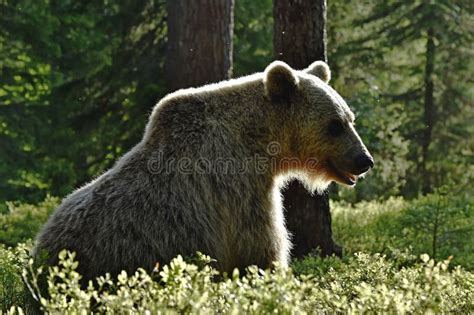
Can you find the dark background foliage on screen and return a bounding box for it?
[1,0,472,205]
[0,0,473,312]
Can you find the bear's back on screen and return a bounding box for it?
[34,73,289,281]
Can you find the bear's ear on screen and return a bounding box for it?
[263,61,299,102]
[305,60,331,83]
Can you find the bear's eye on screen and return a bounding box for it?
[327,120,344,137]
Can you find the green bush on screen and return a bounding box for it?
[10,250,472,314]
[0,243,30,312]
[332,189,474,269]
[1,193,473,313]
[0,196,58,246]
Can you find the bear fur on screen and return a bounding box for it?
[34,60,372,281]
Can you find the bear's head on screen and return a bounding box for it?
[263,60,374,189]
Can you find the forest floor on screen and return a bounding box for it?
[1,192,473,313]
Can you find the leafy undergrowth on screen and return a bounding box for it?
[0,196,58,247]
[332,188,474,269]
[2,246,474,314]
[1,191,473,313]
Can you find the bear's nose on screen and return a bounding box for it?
[354,153,374,174]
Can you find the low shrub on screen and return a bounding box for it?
[0,192,472,313]
[332,188,474,269]
[4,250,470,314]
[0,196,59,246]
[0,243,30,312]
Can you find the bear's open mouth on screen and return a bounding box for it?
[327,160,357,186]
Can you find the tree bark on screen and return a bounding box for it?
[273,0,342,258]
[273,0,327,68]
[165,0,234,90]
[421,28,435,195]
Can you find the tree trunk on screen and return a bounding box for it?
[273,0,342,258]
[421,28,435,195]
[273,0,327,68]
[165,0,234,90]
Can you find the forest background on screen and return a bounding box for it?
[0,0,473,312]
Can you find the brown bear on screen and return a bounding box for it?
[33,60,373,281]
